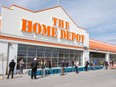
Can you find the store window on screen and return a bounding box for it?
[17,44,82,69]
[90,52,105,65]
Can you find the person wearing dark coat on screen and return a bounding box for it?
[31,58,38,79]
[7,59,16,79]
[104,61,109,69]
[61,60,65,75]
[71,60,74,67]
[66,60,69,68]
[85,61,89,71]
[48,60,51,74]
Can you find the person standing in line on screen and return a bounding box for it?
[60,60,65,75]
[7,59,16,79]
[65,60,69,73]
[93,59,97,66]
[111,60,114,67]
[85,60,89,71]
[31,58,38,79]
[104,60,109,70]
[100,60,104,66]
[74,60,79,73]
[66,60,69,68]
[16,63,20,74]
[90,62,95,70]
[48,60,51,75]
[110,60,112,66]
[71,60,74,67]
[71,60,74,72]
[41,60,46,77]
[19,59,24,74]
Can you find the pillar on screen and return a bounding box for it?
[105,52,110,64]
[82,48,89,67]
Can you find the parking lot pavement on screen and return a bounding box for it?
[0,69,116,87]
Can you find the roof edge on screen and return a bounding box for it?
[59,6,85,30]
[90,39,116,47]
[2,4,85,31]
[2,4,61,13]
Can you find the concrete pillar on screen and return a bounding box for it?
[105,52,110,64]
[82,49,89,67]
[8,43,18,74]
[0,41,18,75]
[0,42,8,75]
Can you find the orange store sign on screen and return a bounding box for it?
[21,17,85,43]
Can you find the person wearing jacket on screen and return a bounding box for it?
[48,60,51,75]
[61,60,65,75]
[19,59,24,74]
[7,59,16,79]
[85,60,89,71]
[74,60,79,73]
[104,60,109,69]
[40,60,46,77]
[31,58,38,79]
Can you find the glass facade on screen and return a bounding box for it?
[110,54,116,63]
[90,52,105,65]
[17,44,82,69]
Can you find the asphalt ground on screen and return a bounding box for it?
[0,69,116,87]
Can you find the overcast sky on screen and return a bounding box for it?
[0,0,116,45]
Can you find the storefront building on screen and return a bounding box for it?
[0,5,116,74]
[89,39,116,65]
